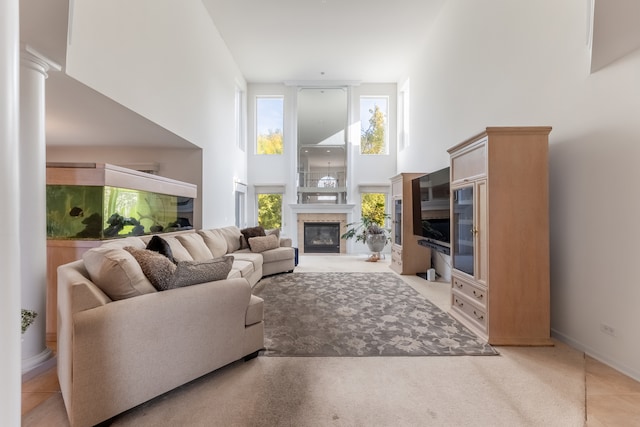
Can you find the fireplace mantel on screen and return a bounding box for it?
[291,205,355,254]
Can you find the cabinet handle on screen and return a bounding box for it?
[472,227,479,235]
[473,290,483,299]
[455,298,463,308]
[456,281,463,289]
[473,310,484,320]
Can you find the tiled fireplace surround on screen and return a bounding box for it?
[296,213,348,255]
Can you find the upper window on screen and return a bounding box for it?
[256,96,284,155]
[235,86,245,151]
[398,80,410,152]
[360,96,388,155]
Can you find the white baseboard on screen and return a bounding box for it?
[552,328,640,383]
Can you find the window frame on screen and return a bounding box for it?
[359,95,390,155]
[255,95,285,155]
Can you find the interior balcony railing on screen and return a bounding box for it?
[297,171,347,204]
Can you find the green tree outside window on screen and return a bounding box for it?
[360,98,388,155]
[361,193,386,226]
[257,193,282,229]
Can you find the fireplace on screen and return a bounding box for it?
[296,212,348,255]
[304,222,340,253]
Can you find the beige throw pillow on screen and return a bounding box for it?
[248,234,279,253]
[82,246,157,300]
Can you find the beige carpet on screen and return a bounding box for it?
[22,256,586,426]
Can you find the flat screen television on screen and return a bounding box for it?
[411,167,451,248]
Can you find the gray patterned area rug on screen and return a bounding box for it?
[253,272,498,357]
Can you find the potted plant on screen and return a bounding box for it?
[341,213,391,260]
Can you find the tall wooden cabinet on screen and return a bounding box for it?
[389,173,431,275]
[448,127,552,346]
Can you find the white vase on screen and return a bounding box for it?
[366,234,387,253]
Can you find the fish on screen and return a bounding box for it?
[69,207,84,217]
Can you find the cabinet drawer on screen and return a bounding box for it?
[451,293,487,332]
[451,140,486,182]
[452,276,487,309]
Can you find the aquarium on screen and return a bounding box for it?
[46,185,194,240]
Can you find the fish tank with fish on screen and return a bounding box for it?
[46,163,196,240]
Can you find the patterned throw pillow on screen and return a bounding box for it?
[124,246,177,291]
[248,234,279,253]
[146,235,175,263]
[171,256,234,288]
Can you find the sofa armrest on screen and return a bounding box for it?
[65,277,252,427]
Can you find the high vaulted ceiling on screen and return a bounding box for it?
[19,1,640,148]
[20,0,445,148]
[202,0,446,83]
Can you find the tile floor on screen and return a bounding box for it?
[21,255,640,425]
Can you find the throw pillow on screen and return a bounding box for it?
[265,228,281,239]
[171,256,234,288]
[241,226,266,250]
[82,246,157,300]
[145,235,175,263]
[248,234,279,253]
[124,246,177,291]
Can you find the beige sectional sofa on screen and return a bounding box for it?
[57,226,294,427]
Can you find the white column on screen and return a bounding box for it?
[20,45,60,373]
[0,0,22,424]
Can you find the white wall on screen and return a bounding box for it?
[400,0,640,380]
[64,0,246,227]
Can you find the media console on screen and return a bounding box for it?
[417,238,450,255]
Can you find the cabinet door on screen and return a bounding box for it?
[393,197,402,246]
[452,185,474,275]
[475,180,488,286]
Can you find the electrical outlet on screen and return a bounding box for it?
[600,323,616,337]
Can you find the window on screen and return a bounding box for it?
[361,193,387,226]
[360,97,388,155]
[398,80,410,152]
[256,96,284,155]
[235,86,245,151]
[257,194,282,229]
[235,182,247,228]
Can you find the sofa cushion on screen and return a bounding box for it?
[227,269,242,280]
[218,226,243,253]
[175,233,213,261]
[232,259,255,277]
[248,234,279,253]
[101,236,146,250]
[240,226,265,249]
[124,246,177,291]
[261,246,296,263]
[245,295,264,326]
[82,247,157,300]
[171,256,234,288]
[197,229,228,258]
[231,251,264,271]
[145,235,175,263]
[159,235,194,262]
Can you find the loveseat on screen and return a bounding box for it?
[57,226,295,427]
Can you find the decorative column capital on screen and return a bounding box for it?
[20,43,61,78]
